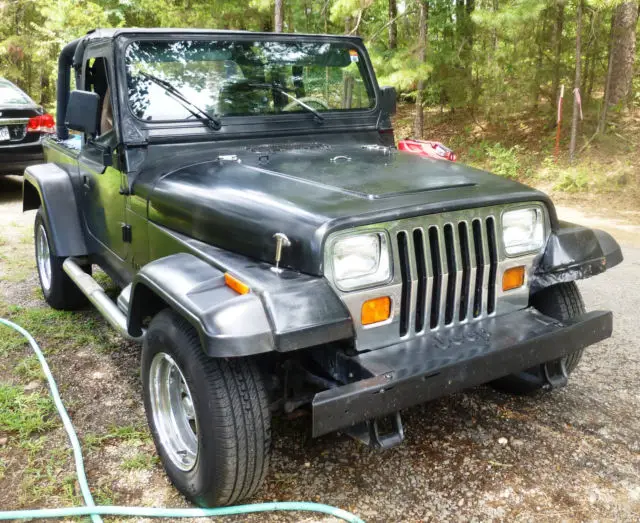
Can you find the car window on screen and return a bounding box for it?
[82,57,114,136]
[0,80,32,105]
[125,39,375,121]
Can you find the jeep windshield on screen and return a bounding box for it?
[125,39,376,123]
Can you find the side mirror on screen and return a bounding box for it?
[65,90,100,137]
[379,86,396,116]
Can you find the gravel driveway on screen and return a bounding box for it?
[0,174,638,522]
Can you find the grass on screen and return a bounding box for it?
[0,199,147,511]
[16,439,80,507]
[92,485,116,505]
[121,451,160,471]
[0,304,120,357]
[0,384,57,438]
[84,424,152,450]
[14,354,44,382]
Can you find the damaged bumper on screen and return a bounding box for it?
[312,307,612,437]
[531,221,623,292]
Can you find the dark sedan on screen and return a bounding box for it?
[0,78,54,175]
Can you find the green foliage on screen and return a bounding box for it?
[0,384,57,437]
[554,169,591,191]
[467,141,524,179]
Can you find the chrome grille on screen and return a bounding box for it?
[395,215,499,336]
[324,203,547,352]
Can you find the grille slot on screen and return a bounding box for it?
[396,213,499,337]
[458,222,471,321]
[413,228,427,332]
[487,217,498,315]
[472,219,485,318]
[397,231,411,337]
[443,224,456,325]
[428,227,442,329]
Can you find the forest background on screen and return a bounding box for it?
[1,0,638,203]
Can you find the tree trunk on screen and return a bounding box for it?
[552,0,565,109]
[274,0,284,32]
[388,0,398,50]
[607,1,639,106]
[492,0,499,52]
[569,0,583,164]
[413,0,429,138]
[533,11,546,109]
[597,19,615,134]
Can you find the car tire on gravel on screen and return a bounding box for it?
[141,309,271,507]
[34,207,89,310]
[491,282,586,395]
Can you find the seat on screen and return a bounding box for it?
[101,86,113,135]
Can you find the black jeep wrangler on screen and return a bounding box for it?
[23,28,622,507]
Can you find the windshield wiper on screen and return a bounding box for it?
[248,82,325,124]
[139,71,222,130]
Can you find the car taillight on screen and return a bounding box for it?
[397,138,456,162]
[27,114,55,134]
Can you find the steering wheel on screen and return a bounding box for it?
[283,97,330,112]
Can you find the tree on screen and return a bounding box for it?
[607,1,639,106]
[388,0,397,49]
[274,0,284,32]
[552,0,566,109]
[413,0,428,138]
[569,0,583,164]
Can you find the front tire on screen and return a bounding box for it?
[142,309,271,507]
[491,282,586,395]
[34,208,88,310]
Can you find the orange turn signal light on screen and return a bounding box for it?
[361,296,391,326]
[502,266,525,291]
[224,273,251,295]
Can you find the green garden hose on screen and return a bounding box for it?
[0,318,364,523]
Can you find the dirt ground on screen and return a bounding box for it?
[0,173,639,522]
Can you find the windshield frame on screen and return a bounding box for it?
[113,32,382,142]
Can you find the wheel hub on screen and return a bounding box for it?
[148,352,199,471]
[36,223,52,291]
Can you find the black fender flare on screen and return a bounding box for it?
[23,163,88,257]
[128,253,276,357]
[531,221,623,293]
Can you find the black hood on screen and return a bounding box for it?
[143,143,553,275]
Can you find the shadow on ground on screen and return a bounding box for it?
[0,176,23,204]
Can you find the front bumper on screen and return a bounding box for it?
[0,141,44,175]
[312,307,612,437]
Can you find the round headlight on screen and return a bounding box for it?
[332,232,391,291]
[502,207,545,255]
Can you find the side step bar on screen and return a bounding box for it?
[62,258,143,343]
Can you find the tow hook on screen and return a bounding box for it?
[543,358,569,390]
[344,412,405,450]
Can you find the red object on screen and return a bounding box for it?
[27,114,55,134]
[397,138,456,162]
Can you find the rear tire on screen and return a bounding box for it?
[34,208,89,310]
[491,282,586,395]
[141,309,271,507]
